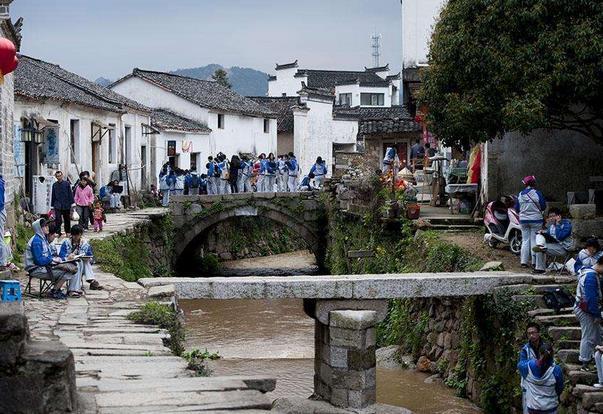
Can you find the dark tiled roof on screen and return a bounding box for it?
[386,73,401,81]
[151,109,212,133]
[299,82,335,100]
[294,69,387,91]
[364,64,390,72]
[247,96,300,133]
[333,105,421,135]
[15,55,150,113]
[128,69,274,118]
[275,60,298,70]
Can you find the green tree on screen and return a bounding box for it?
[419,0,603,148]
[212,68,231,89]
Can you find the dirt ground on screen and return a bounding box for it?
[439,230,525,273]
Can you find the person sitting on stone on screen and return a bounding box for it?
[575,238,602,273]
[532,207,574,273]
[24,218,82,299]
[59,225,103,290]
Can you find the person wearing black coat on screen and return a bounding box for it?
[51,170,74,235]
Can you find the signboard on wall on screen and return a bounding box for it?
[44,127,60,164]
[167,140,177,156]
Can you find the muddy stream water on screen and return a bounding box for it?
[180,251,480,414]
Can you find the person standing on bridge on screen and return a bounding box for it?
[264,153,277,192]
[277,154,288,192]
[286,152,300,192]
[256,153,266,192]
[310,157,327,189]
[217,153,231,195]
[206,156,219,195]
[237,155,253,193]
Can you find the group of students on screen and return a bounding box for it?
[24,217,103,299]
[51,170,123,234]
[158,152,328,206]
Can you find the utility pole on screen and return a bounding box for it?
[400,0,405,107]
[371,33,382,68]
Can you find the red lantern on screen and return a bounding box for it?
[0,38,18,84]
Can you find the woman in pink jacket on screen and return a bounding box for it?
[74,178,94,230]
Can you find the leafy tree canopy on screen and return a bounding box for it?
[212,68,231,89]
[419,0,603,148]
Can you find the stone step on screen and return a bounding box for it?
[77,376,276,393]
[535,313,578,326]
[568,369,598,386]
[557,339,581,350]
[530,275,575,285]
[93,390,272,411]
[72,349,172,357]
[528,307,573,317]
[548,326,582,341]
[82,327,165,334]
[558,349,580,364]
[78,333,168,346]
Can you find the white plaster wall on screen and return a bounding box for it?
[268,68,306,97]
[358,86,392,107]
[294,99,358,176]
[15,100,150,191]
[403,0,446,67]
[153,130,212,178]
[111,77,209,123]
[206,112,276,157]
[0,70,15,210]
[335,84,360,106]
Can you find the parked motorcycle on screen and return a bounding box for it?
[483,195,522,254]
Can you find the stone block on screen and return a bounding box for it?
[147,284,175,298]
[319,362,333,385]
[331,367,375,390]
[252,192,276,200]
[365,328,376,348]
[314,375,331,400]
[347,347,376,371]
[330,387,348,407]
[330,327,365,349]
[320,342,331,364]
[570,204,596,220]
[348,388,376,408]
[329,346,348,369]
[0,313,29,367]
[311,300,388,325]
[573,218,603,240]
[330,310,377,331]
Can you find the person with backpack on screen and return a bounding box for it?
[237,155,253,193]
[309,156,327,189]
[515,176,546,271]
[206,156,219,195]
[216,154,230,195]
[229,155,240,193]
[189,169,201,195]
[286,152,300,192]
[574,256,602,372]
[257,153,267,192]
[518,342,564,414]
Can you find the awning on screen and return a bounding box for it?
[92,120,111,129]
[91,120,111,142]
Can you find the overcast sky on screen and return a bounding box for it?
[12,0,403,81]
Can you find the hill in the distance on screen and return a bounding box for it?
[94,77,112,87]
[171,64,269,96]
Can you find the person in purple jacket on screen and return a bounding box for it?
[574,256,603,372]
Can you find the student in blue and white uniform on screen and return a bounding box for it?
[277,155,289,192]
[518,342,564,414]
[298,173,316,192]
[217,154,231,195]
[519,322,545,414]
[286,152,300,193]
[575,239,602,273]
[237,156,253,193]
[574,257,602,372]
[532,207,573,273]
[515,175,546,270]
[309,157,327,189]
[264,153,277,192]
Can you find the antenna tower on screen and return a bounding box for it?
[371,33,382,68]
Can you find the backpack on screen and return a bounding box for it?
[99,186,107,199]
[267,161,277,175]
[191,174,200,188]
[542,287,575,314]
[213,162,221,178]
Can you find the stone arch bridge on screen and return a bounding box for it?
[169,192,327,266]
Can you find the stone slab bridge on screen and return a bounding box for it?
[169,192,327,266]
[139,271,531,412]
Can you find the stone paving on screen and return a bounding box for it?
[16,208,275,413]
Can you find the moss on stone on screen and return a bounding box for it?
[128,302,184,356]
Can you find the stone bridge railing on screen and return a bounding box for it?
[169,192,327,265]
[140,271,531,412]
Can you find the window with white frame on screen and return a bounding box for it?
[360,93,385,106]
[338,93,352,106]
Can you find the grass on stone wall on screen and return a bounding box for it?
[90,233,153,282]
[128,301,185,356]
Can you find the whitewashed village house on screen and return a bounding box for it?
[110,69,277,180]
[14,56,153,211]
[258,60,420,176]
